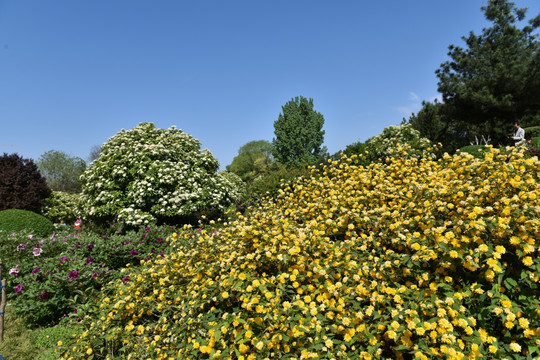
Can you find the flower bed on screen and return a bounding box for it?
[57,147,540,359]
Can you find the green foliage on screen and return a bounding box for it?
[247,164,311,200]
[405,100,468,154]
[0,209,54,237]
[272,96,328,167]
[459,145,488,159]
[435,0,540,146]
[0,306,41,360]
[37,323,81,359]
[80,122,243,227]
[35,319,80,360]
[524,126,540,138]
[37,150,86,193]
[1,224,178,327]
[41,191,83,225]
[363,123,436,163]
[0,153,51,213]
[226,140,276,183]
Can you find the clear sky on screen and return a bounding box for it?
[1,1,539,170]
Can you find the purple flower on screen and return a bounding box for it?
[28,234,33,240]
[68,270,79,280]
[32,247,42,256]
[61,238,67,242]
[32,267,41,275]
[59,256,69,263]
[156,237,163,243]
[130,249,139,256]
[16,243,26,251]
[38,290,50,301]
[121,275,130,284]
[9,267,19,276]
[86,243,94,250]
[142,233,147,239]
[145,227,150,232]
[14,284,23,293]
[85,256,94,264]
[92,272,98,279]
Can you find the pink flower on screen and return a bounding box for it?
[32,247,42,256]
[38,290,50,300]
[9,267,19,276]
[14,284,23,293]
[68,270,79,280]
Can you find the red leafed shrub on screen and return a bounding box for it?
[0,153,51,213]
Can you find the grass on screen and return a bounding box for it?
[0,304,40,359]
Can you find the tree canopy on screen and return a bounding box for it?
[0,153,51,213]
[37,150,86,193]
[226,140,275,183]
[272,96,327,167]
[433,0,540,145]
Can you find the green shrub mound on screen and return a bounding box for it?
[0,209,54,237]
[458,145,488,159]
[63,147,539,359]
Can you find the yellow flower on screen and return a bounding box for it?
[509,342,521,353]
[239,344,249,354]
[522,256,533,266]
[518,317,529,329]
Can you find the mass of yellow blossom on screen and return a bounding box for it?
[63,145,539,359]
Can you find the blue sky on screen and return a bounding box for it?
[2,1,539,170]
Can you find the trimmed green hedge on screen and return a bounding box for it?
[0,209,55,237]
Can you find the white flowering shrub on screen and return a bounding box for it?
[365,123,435,162]
[80,123,242,226]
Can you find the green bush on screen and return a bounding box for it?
[247,164,311,200]
[524,126,540,139]
[458,145,488,159]
[41,191,83,225]
[0,209,54,237]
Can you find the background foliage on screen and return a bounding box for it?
[37,150,86,193]
[0,153,51,213]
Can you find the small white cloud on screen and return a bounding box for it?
[396,91,422,116]
[409,92,420,102]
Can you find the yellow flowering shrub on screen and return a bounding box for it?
[64,146,539,359]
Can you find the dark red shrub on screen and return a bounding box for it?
[0,153,51,213]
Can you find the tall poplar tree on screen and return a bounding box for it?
[272,96,327,167]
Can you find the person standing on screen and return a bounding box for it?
[509,122,525,145]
